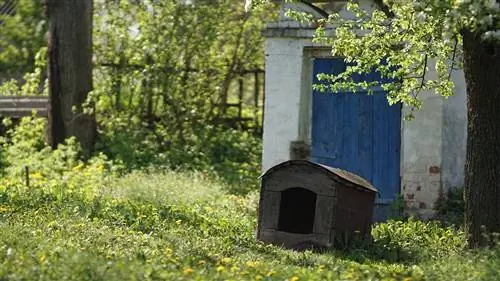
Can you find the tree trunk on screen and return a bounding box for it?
[462,30,500,247]
[46,0,96,159]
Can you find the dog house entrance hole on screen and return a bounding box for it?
[278,187,317,234]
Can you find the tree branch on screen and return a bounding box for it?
[447,39,459,80]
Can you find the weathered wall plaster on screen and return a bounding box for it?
[442,70,468,191]
[262,36,316,171]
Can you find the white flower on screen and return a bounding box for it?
[486,0,500,10]
[482,30,500,41]
[245,0,252,12]
[416,11,426,22]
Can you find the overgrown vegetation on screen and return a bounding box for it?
[0,0,273,192]
[1,154,499,280]
[0,0,45,81]
[0,117,499,280]
[1,1,499,279]
[434,187,465,227]
[91,0,271,181]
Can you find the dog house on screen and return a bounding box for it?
[257,160,377,250]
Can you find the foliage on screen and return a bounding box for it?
[0,165,499,280]
[97,117,262,194]
[370,218,466,262]
[91,0,271,136]
[0,117,118,198]
[0,46,47,96]
[87,0,271,188]
[0,0,46,80]
[434,187,465,227]
[276,0,500,116]
[0,0,268,194]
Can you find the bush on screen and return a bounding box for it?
[434,187,465,227]
[97,117,262,194]
[370,218,466,262]
[0,116,119,198]
[1,111,261,196]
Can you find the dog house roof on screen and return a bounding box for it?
[260,160,378,193]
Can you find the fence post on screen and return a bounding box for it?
[24,165,29,188]
[254,71,260,135]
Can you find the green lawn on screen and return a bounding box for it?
[0,170,498,280]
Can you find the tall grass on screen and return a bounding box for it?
[1,169,498,281]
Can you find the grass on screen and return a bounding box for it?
[0,170,499,280]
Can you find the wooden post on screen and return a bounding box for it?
[24,165,29,188]
[254,71,260,134]
[238,78,244,120]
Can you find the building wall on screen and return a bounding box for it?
[442,70,468,191]
[262,0,467,218]
[400,78,445,218]
[262,36,315,171]
[401,65,467,218]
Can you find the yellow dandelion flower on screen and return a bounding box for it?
[164,248,173,257]
[31,172,43,180]
[183,268,194,275]
[289,276,299,281]
[216,265,225,272]
[255,275,263,280]
[72,163,84,171]
[246,261,260,268]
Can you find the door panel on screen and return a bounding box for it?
[310,58,401,221]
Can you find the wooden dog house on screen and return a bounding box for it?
[257,160,377,250]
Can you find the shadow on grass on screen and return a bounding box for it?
[246,235,425,268]
[248,216,467,267]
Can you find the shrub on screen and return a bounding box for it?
[97,118,262,194]
[0,116,119,198]
[370,218,466,262]
[434,187,465,227]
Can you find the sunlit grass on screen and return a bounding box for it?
[0,170,498,280]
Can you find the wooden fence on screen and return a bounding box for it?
[217,70,265,135]
[98,62,266,136]
[0,96,48,118]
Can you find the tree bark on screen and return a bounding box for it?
[462,29,500,247]
[46,0,96,159]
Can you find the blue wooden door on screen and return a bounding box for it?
[310,58,401,221]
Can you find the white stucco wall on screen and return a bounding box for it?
[401,65,467,218]
[261,1,333,171]
[262,36,317,171]
[401,67,445,217]
[442,70,468,191]
[261,0,467,218]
